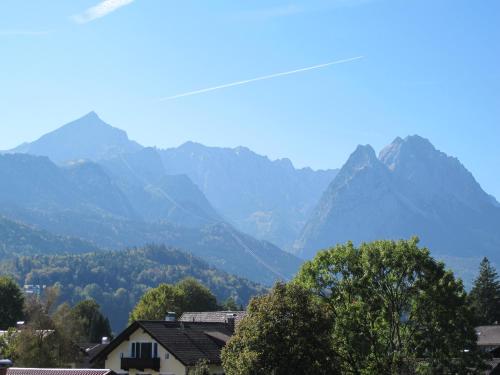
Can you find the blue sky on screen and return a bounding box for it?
[1,0,499,198]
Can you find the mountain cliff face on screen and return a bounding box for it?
[296,136,500,261]
[7,112,142,163]
[160,142,338,248]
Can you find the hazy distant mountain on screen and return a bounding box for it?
[7,112,142,163]
[295,136,500,261]
[99,147,222,227]
[160,142,338,248]
[0,153,301,284]
[6,112,337,249]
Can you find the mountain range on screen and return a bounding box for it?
[2,112,499,286]
[295,136,500,264]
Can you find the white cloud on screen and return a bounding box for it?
[73,0,135,24]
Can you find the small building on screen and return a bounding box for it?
[476,326,500,374]
[91,320,232,375]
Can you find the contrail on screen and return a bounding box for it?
[159,56,364,101]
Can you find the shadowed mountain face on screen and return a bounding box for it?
[295,136,500,262]
[0,216,98,256]
[160,142,338,249]
[7,112,142,163]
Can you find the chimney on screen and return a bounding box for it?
[165,312,176,322]
[101,337,110,345]
[226,313,237,334]
[0,359,13,375]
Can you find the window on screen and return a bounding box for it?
[129,342,158,359]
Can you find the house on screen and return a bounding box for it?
[476,326,500,374]
[91,320,233,375]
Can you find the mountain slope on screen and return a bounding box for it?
[99,148,222,227]
[160,142,338,248]
[0,216,98,256]
[296,136,500,261]
[7,112,142,163]
[0,244,266,330]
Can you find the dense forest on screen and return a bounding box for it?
[0,244,265,330]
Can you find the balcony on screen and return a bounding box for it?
[120,357,161,371]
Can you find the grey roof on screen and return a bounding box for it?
[93,321,233,366]
[179,311,246,324]
[476,326,500,346]
[7,369,115,375]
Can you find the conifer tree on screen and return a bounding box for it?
[469,257,500,325]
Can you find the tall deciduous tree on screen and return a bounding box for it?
[129,278,219,322]
[295,238,487,374]
[129,283,183,322]
[221,282,339,375]
[0,276,24,329]
[468,257,500,325]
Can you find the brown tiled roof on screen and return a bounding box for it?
[7,369,115,375]
[476,326,500,346]
[92,321,233,366]
[179,311,246,324]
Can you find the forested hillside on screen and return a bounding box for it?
[0,244,265,331]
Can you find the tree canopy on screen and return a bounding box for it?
[221,282,339,375]
[468,257,500,325]
[129,278,220,322]
[294,238,487,374]
[70,300,112,342]
[0,276,24,329]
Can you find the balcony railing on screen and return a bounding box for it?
[121,357,161,371]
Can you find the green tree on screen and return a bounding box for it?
[468,257,500,325]
[189,359,210,375]
[221,297,240,311]
[221,282,339,375]
[14,288,81,367]
[0,276,24,329]
[129,283,183,322]
[70,300,112,342]
[295,238,487,375]
[129,279,219,323]
[177,278,219,312]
